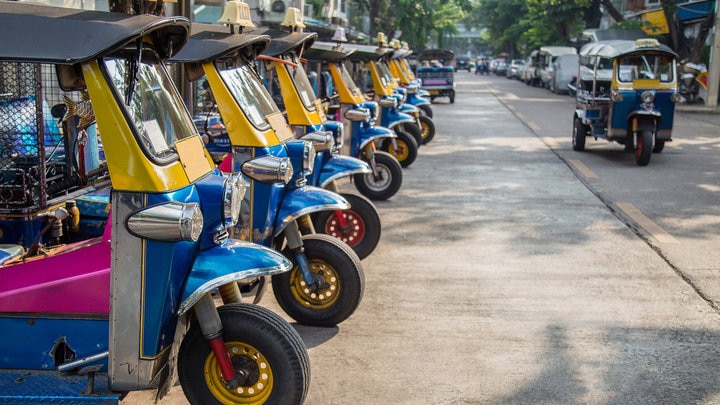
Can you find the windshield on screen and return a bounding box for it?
[104,55,196,161]
[375,61,394,88]
[217,60,279,130]
[282,54,317,111]
[337,62,363,97]
[617,53,675,83]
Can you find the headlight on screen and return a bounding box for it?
[302,140,316,176]
[301,131,333,152]
[345,108,370,122]
[333,122,344,149]
[378,97,397,108]
[127,202,203,242]
[640,91,655,104]
[241,155,293,184]
[406,84,419,94]
[223,173,246,227]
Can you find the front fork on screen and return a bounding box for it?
[362,142,383,180]
[285,220,325,291]
[323,181,351,233]
[193,293,239,388]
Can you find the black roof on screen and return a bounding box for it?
[170,23,270,63]
[0,1,190,64]
[416,49,454,62]
[303,41,355,62]
[248,28,316,57]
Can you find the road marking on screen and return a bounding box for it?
[542,137,560,149]
[527,121,540,132]
[616,202,679,244]
[568,159,598,179]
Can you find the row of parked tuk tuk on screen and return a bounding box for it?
[0,1,439,403]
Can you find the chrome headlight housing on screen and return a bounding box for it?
[301,131,333,152]
[302,140,316,176]
[345,108,371,122]
[223,173,246,227]
[406,84,419,94]
[378,97,397,108]
[640,90,655,104]
[127,202,203,242]
[241,155,293,184]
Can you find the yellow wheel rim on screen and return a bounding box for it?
[388,140,410,161]
[421,122,430,141]
[205,341,274,404]
[289,260,340,309]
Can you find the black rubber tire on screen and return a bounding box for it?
[418,104,433,118]
[653,139,666,153]
[449,91,455,103]
[178,303,310,405]
[273,234,364,327]
[401,123,423,148]
[312,193,381,260]
[354,151,403,201]
[572,117,586,151]
[635,131,653,166]
[383,130,418,168]
[418,116,436,144]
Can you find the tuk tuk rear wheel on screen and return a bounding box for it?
[274,234,364,326]
[354,151,403,201]
[635,131,653,166]
[312,193,381,260]
[178,303,310,405]
[419,116,436,144]
[653,140,666,153]
[572,117,587,151]
[383,131,418,168]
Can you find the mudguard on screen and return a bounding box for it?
[178,240,292,314]
[273,186,349,235]
[359,124,396,150]
[384,109,415,129]
[318,154,371,188]
[407,93,431,107]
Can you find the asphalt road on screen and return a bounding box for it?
[125,71,720,404]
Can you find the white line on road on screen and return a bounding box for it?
[616,202,679,244]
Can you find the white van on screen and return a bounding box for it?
[548,53,579,94]
[537,46,577,90]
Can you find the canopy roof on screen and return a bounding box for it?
[170,23,270,63]
[579,39,677,59]
[416,49,454,62]
[303,41,355,62]
[0,1,190,64]
[251,29,316,57]
[343,43,392,62]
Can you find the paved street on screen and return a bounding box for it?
[126,72,720,404]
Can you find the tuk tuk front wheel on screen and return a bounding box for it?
[383,131,418,167]
[354,151,403,200]
[572,117,587,151]
[635,131,653,166]
[274,234,365,326]
[400,123,423,147]
[418,116,436,144]
[312,193,381,260]
[418,104,434,118]
[178,303,310,405]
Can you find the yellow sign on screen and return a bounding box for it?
[641,10,669,35]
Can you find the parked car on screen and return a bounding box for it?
[537,46,577,89]
[506,59,525,79]
[455,56,471,72]
[494,60,508,76]
[547,53,579,94]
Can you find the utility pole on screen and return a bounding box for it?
[706,1,720,108]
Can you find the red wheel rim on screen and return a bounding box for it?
[323,210,365,248]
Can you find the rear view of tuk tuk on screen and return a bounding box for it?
[416,49,455,103]
[572,38,679,166]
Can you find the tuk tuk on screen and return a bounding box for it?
[416,49,456,103]
[572,38,680,166]
[0,3,309,403]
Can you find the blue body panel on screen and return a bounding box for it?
[381,106,415,129]
[317,153,371,188]
[0,369,120,404]
[0,316,108,370]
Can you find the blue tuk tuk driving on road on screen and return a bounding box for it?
[572,38,680,166]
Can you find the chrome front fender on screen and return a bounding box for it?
[178,240,292,315]
[273,186,349,236]
[319,154,371,188]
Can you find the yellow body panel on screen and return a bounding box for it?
[329,63,365,105]
[82,61,202,193]
[274,62,323,126]
[388,59,411,85]
[369,62,393,96]
[399,59,416,81]
[203,63,282,147]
